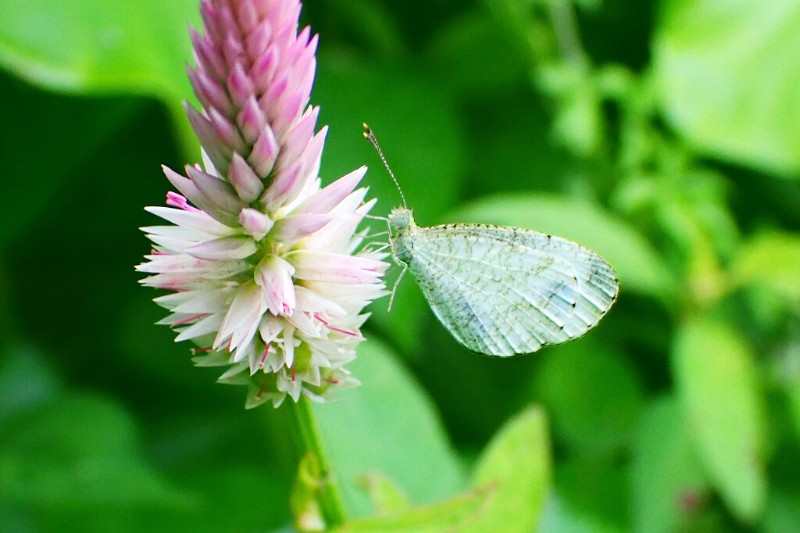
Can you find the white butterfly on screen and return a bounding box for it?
[387,207,619,356]
[362,124,618,356]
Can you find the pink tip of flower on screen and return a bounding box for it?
[166,192,202,212]
[314,313,359,337]
[260,344,270,368]
[173,314,209,327]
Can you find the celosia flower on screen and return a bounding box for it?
[137,0,387,407]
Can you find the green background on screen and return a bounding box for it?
[1,0,799,531]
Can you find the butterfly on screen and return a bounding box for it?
[386,207,618,356]
[363,124,618,356]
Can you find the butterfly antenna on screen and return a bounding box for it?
[363,123,407,208]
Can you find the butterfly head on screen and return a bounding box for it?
[388,207,414,230]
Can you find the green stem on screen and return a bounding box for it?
[547,0,586,66]
[289,396,347,528]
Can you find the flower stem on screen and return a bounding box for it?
[289,396,347,529]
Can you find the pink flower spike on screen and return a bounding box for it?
[222,31,246,69]
[236,0,259,34]
[200,0,221,41]
[166,191,201,213]
[184,103,230,174]
[296,166,366,215]
[163,166,238,227]
[237,95,267,144]
[191,28,226,82]
[273,213,333,242]
[259,157,304,210]
[256,255,297,317]
[278,106,319,166]
[186,235,257,261]
[187,66,233,117]
[250,44,280,93]
[184,165,244,215]
[246,20,273,60]
[208,107,247,154]
[227,62,256,108]
[139,0,386,407]
[229,152,264,202]
[249,124,280,177]
[239,208,274,241]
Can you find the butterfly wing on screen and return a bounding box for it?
[398,224,618,356]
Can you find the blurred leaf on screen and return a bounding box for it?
[28,465,291,533]
[0,394,183,510]
[0,75,140,246]
[449,193,675,299]
[335,407,550,532]
[314,56,464,356]
[359,472,412,515]
[0,0,196,98]
[318,0,406,58]
[630,396,708,533]
[424,8,530,96]
[760,489,800,533]
[533,343,645,457]
[460,91,580,200]
[654,0,800,176]
[732,232,800,302]
[314,339,465,518]
[0,0,200,158]
[331,490,484,533]
[0,345,60,425]
[553,457,629,530]
[673,317,768,522]
[465,406,551,532]
[538,493,625,533]
[537,62,603,158]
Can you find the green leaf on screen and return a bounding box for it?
[464,406,552,532]
[552,458,629,530]
[0,393,183,509]
[448,193,675,299]
[331,490,485,533]
[654,0,800,176]
[0,75,141,246]
[424,8,531,96]
[0,345,61,425]
[673,317,768,522]
[760,489,800,533]
[0,0,196,99]
[538,493,625,533]
[313,339,465,519]
[533,342,645,457]
[732,232,800,302]
[359,472,412,516]
[630,396,708,533]
[333,409,548,532]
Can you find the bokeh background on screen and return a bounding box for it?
[1,0,799,531]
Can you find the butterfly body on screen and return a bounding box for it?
[387,207,618,356]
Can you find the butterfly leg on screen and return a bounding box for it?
[387,266,407,313]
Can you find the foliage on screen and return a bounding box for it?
[1,0,799,531]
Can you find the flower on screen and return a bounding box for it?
[137,0,388,408]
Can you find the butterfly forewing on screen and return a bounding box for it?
[396,222,618,356]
